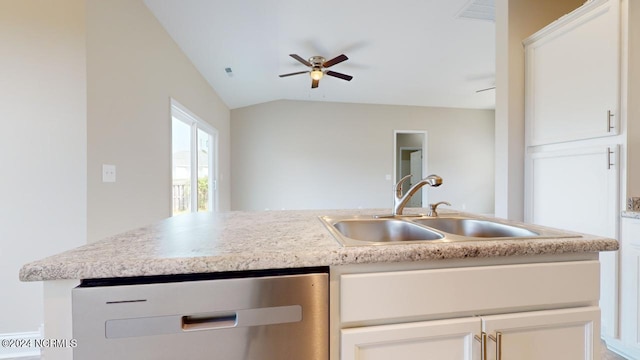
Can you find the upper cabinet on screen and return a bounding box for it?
[524,0,620,146]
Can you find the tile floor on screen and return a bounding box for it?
[604,349,629,360]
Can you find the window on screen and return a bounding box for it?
[171,99,217,215]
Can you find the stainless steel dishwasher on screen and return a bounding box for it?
[72,268,328,360]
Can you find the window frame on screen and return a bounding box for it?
[170,98,218,214]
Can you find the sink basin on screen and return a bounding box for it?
[331,219,443,243]
[412,217,539,238]
[319,214,574,247]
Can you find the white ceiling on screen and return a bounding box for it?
[143,0,496,110]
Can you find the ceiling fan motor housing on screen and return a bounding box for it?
[309,56,326,67]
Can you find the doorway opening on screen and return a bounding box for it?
[394,131,428,208]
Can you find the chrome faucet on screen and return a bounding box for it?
[393,174,443,216]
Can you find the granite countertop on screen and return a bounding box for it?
[19,209,619,282]
[622,211,640,219]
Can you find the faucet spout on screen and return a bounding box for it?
[393,174,443,216]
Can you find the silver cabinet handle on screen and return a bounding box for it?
[607,147,614,170]
[607,110,614,132]
[475,332,487,360]
[489,332,503,360]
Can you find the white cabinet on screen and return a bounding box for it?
[526,144,619,235]
[341,317,479,360]
[616,217,640,358]
[341,308,599,360]
[525,144,619,339]
[523,0,623,343]
[336,260,601,359]
[482,307,600,360]
[524,0,620,146]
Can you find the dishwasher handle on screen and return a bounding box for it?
[106,305,303,338]
[181,305,302,332]
[182,312,238,331]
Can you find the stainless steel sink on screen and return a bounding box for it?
[411,217,538,238]
[333,219,443,243]
[320,214,579,246]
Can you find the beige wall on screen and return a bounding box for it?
[0,0,233,340]
[494,0,583,220]
[0,0,86,340]
[231,100,495,214]
[87,0,231,242]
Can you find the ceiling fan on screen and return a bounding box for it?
[279,54,353,89]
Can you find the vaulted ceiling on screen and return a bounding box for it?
[144,0,496,110]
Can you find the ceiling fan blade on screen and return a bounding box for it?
[323,54,348,68]
[279,71,309,78]
[311,79,319,89]
[289,54,312,67]
[326,70,353,81]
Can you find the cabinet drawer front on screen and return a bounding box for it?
[340,261,599,324]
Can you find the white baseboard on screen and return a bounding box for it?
[0,329,43,359]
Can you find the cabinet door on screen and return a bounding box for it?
[341,317,480,360]
[525,144,619,338]
[482,307,600,360]
[619,218,640,357]
[524,0,620,145]
[526,144,619,233]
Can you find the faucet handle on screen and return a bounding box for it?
[427,201,451,217]
[395,174,413,197]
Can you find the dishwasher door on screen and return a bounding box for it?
[72,270,328,360]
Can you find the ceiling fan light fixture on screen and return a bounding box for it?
[310,69,324,81]
[280,54,351,88]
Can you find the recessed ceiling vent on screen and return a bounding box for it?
[456,0,495,22]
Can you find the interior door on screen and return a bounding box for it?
[408,150,423,207]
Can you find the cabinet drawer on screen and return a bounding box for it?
[340,261,599,324]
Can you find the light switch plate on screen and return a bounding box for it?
[102,164,116,182]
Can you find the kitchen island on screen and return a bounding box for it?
[21,209,617,281]
[20,209,618,360]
